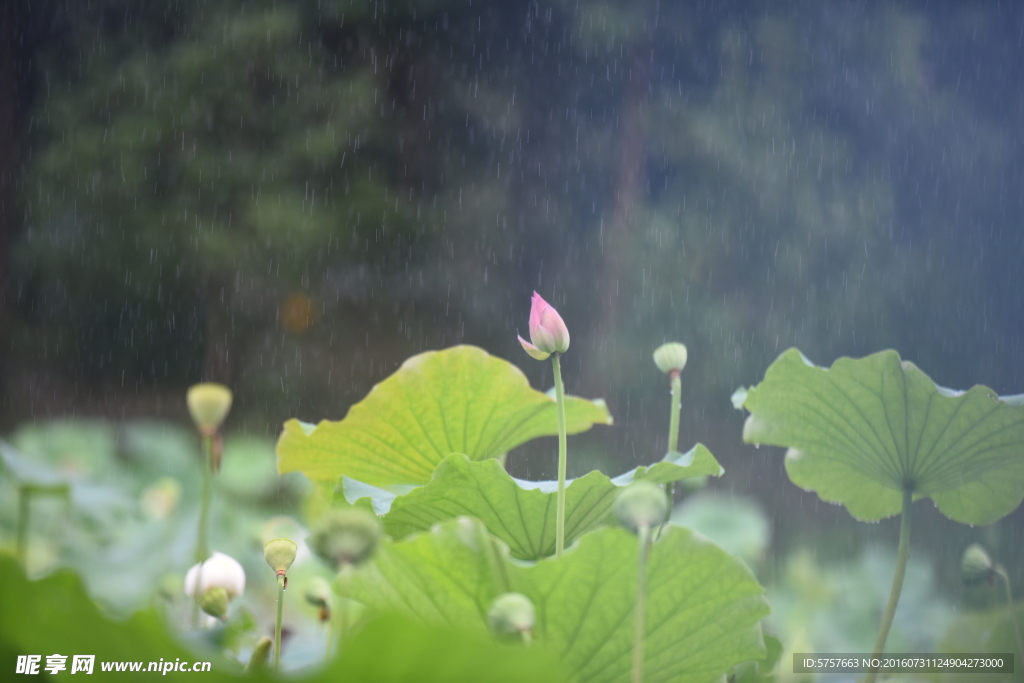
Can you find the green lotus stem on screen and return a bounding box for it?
[866,489,912,683]
[274,574,285,672]
[667,371,681,454]
[664,370,682,529]
[995,565,1024,669]
[334,563,352,655]
[552,353,568,558]
[16,485,30,570]
[191,434,214,626]
[633,522,652,683]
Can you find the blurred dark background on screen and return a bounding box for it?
[2,0,1023,603]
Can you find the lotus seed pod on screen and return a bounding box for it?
[614,481,669,532]
[184,551,246,600]
[186,383,233,435]
[308,508,382,568]
[263,538,298,574]
[198,586,229,620]
[487,592,535,638]
[653,343,688,375]
[246,637,273,672]
[961,543,994,584]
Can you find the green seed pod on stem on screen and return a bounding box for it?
[615,481,669,533]
[264,538,298,575]
[308,508,382,569]
[652,343,688,375]
[186,383,233,435]
[487,593,536,643]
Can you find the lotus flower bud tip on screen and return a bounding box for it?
[518,292,569,360]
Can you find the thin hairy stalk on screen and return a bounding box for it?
[866,489,912,683]
[552,353,568,558]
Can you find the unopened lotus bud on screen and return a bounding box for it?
[653,343,688,375]
[615,482,669,532]
[198,586,229,620]
[308,508,382,568]
[184,551,246,600]
[186,383,233,435]
[264,538,297,576]
[487,592,535,638]
[245,637,273,672]
[518,291,570,360]
[961,544,994,584]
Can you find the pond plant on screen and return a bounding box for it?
[185,383,234,624]
[2,294,780,681]
[263,538,298,672]
[9,303,1022,681]
[275,293,771,681]
[737,349,1024,682]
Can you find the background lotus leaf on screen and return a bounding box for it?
[741,349,1024,524]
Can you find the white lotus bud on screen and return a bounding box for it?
[184,551,246,601]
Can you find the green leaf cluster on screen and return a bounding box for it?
[280,345,770,681]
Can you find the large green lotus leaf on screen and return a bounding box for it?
[277,345,613,487]
[0,554,565,682]
[380,445,722,560]
[339,518,768,683]
[741,348,1024,524]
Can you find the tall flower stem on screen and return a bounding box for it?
[633,522,652,683]
[551,353,568,558]
[332,563,353,657]
[866,489,912,683]
[664,370,682,518]
[191,434,214,626]
[274,574,285,672]
[995,565,1024,669]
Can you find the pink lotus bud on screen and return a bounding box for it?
[518,292,570,360]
